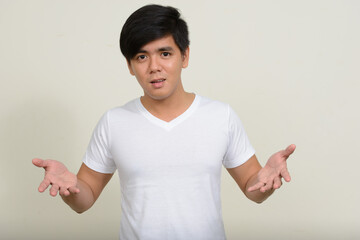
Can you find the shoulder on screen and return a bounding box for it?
[196,95,244,126]
[95,98,140,127]
[197,95,230,113]
[105,98,140,118]
[192,95,234,127]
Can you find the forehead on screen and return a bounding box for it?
[138,35,180,53]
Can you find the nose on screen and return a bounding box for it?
[149,56,161,73]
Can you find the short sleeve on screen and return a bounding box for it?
[82,111,117,173]
[222,105,255,168]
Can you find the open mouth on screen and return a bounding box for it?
[150,79,165,84]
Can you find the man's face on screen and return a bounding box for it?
[127,35,189,102]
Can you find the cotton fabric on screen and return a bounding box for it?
[83,95,255,240]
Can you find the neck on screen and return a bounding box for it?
[140,89,195,122]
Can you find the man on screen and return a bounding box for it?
[33,4,295,239]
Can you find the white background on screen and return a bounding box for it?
[1,0,359,239]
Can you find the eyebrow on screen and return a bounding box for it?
[137,46,174,54]
[158,46,174,52]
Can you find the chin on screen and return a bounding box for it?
[145,92,172,101]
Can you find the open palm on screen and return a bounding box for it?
[248,144,296,193]
[32,159,79,197]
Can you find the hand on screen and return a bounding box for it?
[248,144,296,193]
[32,158,80,197]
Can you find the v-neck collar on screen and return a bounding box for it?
[135,95,200,131]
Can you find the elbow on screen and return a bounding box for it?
[254,199,264,204]
[246,193,270,204]
[246,195,264,204]
[75,208,90,214]
[75,205,92,214]
[75,209,85,214]
[71,206,90,214]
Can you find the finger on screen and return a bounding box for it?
[38,178,51,193]
[32,158,44,167]
[248,182,265,192]
[68,186,80,194]
[50,184,60,197]
[283,144,296,158]
[260,180,274,192]
[273,177,283,189]
[32,158,48,168]
[59,186,68,196]
[281,168,291,182]
[60,186,79,196]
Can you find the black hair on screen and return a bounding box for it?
[119,4,190,62]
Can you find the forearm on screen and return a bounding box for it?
[245,173,274,204]
[61,178,96,213]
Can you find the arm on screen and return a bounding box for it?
[33,159,113,213]
[227,144,295,203]
[62,163,113,213]
[227,155,273,203]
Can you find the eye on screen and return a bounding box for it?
[161,52,171,57]
[136,54,147,61]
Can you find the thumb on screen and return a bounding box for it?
[32,158,47,168]
[283,144,296,158]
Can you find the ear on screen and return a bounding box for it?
[127,60,135,76]
[182,47,190,68]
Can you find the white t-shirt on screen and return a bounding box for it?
[83,95,255,240]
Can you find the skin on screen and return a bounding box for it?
[127,34,194,122]
[227,144,296,203]
[32,35,295,213]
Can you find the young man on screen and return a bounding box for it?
[33,4,295,239]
